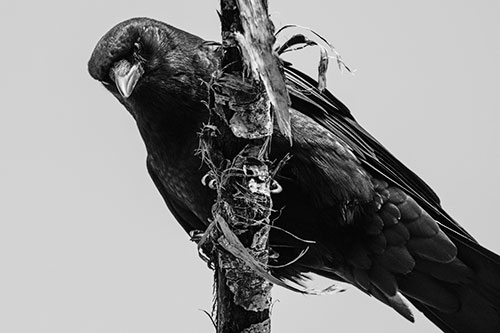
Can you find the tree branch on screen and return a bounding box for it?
[198,0,290,332]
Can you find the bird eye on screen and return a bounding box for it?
[133,42,142,53]
[133,41,147,63]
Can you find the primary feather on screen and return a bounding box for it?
[89,17,500,332]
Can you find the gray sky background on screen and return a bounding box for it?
[1,1,499,332]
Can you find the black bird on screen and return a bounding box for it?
[88,17,500,332]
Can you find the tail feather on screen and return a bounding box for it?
[404,235,500,332]
[408,287,500,333]
[452,235,500,305]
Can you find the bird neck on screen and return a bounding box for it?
[135,102,206,166]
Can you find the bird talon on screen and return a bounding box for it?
[270,180,283,194]
[189,229,205,243]
[201,173,210,186]
[208,179,217,190]
[201,173,217,190]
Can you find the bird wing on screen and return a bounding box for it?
[283,64,500,331]
[284,64,473,240]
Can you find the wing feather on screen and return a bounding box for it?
[284,65,474,240]
[283,63,500,330]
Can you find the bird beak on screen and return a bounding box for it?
[110,59,144,98]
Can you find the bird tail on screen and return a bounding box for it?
[405,232,500,333]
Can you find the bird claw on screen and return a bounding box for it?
[189,229,205,243]
[189,226,217,267]
[201,173,217,190]
[270,180,283,194]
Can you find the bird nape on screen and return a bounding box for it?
[88,17,500,332]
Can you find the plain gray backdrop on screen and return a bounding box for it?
[1,1,499,332]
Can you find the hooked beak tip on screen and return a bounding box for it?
[110,60,144,98]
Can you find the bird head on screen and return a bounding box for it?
[88,17,220,120]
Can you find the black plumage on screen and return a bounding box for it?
[88,17,500,332]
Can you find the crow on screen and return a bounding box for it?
[88,17,500,332]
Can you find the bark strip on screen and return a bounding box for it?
[201,0,290,332]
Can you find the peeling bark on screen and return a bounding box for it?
[199,0,290,332]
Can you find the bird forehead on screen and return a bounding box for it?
[89,19,163,81]
[89,26,137,80]
[142,25,162,39]
[134,26,163,50]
